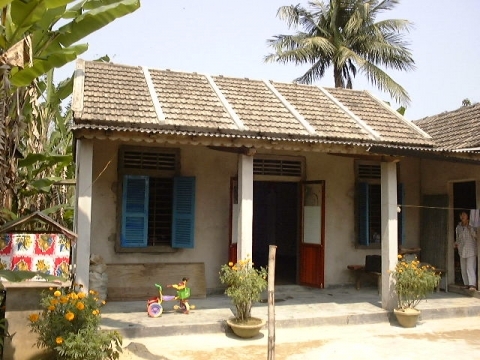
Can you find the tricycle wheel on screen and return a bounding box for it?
[147,303,163,318]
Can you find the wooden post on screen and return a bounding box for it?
[267,245,277,360]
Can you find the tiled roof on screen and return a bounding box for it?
[414,103,480,151]
[72,60,433,148]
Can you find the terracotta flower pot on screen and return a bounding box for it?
[226,317,266,338]
[394,308,421,328]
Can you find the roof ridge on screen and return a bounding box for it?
[363,90,432,140]
[318,87,380,141]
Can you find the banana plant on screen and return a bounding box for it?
[0,0,140,224]
[3,0,140,87]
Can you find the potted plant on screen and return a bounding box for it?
[391,255,441,327]
[219,257,267,338]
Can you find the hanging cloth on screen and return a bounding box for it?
[469,209,480,227]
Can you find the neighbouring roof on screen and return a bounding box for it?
[72,60,434,151]
[414,103,480,151]
[0,211,77,241]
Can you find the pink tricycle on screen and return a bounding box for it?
[147,277,195,317]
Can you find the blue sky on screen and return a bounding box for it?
[61,0,480,121]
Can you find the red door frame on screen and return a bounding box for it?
[299,180,325,288]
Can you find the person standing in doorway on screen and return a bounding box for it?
[455,210,478,291]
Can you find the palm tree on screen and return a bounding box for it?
[265,0,415,105]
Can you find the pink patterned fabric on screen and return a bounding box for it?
[0,233,71,279]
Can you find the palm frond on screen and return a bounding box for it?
[266,0,413,100]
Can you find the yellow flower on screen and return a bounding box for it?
[29,313,39,322]
[76,302,85,310]
[50,299,58,306]
[59,296,69,304]
[102,300,106,305]
[53,290,61,297]
[92,309,100,316]
[397,254,403,259]
[49,287,53,291]
[77,292,86,299]
[56,336,63,344]
[48,305,55,311]
[70,292,78,300]
[228,262,233,267]
[65,312,75,321]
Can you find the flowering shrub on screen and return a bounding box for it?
[28,284,122,360]
[391,255,441,310]
[219,258,267,322]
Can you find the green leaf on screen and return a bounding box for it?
[0,1,13,12]
[30,177,62,192]
[6,1,45,44]
[0,270,65,283]
[56,75,74,101]
[56,0,140,47]
[10,44,88,87]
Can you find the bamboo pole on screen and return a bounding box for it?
[267,245,277,360]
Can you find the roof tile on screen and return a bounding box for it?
[415,103,480,150]
[74,61,433,147]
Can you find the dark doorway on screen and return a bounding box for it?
[253,181,298,284]
[453,181,476,285]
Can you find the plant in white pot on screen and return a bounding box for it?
[219,257,267,338]
[391,255,441,327]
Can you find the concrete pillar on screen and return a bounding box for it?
[381,162,398,310]
[74,139,93,291]
[237,154,253,261]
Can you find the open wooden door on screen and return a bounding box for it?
[299,181,325,288]
[228,177,238,263]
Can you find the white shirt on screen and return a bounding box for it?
[456,223,477,258]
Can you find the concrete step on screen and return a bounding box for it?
[100,285,480,339]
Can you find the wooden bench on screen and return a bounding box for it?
[347,264,381,294]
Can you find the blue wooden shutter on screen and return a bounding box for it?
[121,175,149,247]
[357,182,370,246]
[172,177,196,248]
[397,183,405,245]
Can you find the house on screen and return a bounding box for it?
[71,59,480,310]
[414,103,480,287]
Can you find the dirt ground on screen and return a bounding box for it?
[118,319,480,360]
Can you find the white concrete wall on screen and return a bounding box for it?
[420,159,480,194]
[87,139,430,291]
[89,141,237,292]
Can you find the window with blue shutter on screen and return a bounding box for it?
[357,180,406,247]
[172,177,196,248]
[118,147,196,251]
[357,182,370,246]
[121,175,149,247]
